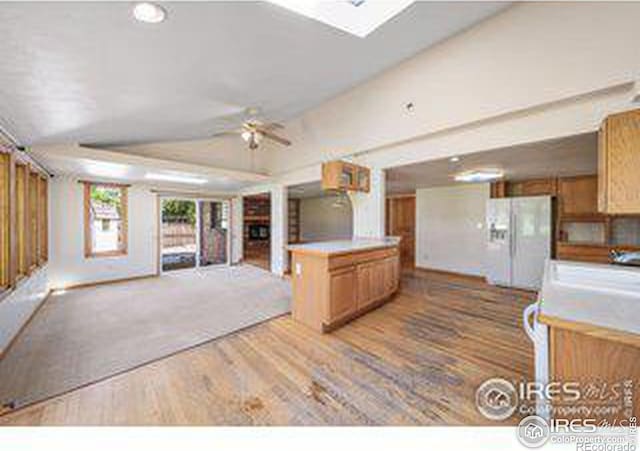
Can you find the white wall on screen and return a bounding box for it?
[349,167,386,239]
[230,196,243,264]
[416,184,489,277]
[268,2,640,174]
[0,267,49,354]
[270,184,288,276]
[299,196,353,242]
[48,176,158,289]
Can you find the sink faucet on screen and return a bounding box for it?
[611,250,640,266]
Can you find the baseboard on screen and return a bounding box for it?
[0,289,52,363]
[412,266,486,283]
[53,273,159,292]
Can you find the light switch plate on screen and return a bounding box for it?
[295,263,302,276]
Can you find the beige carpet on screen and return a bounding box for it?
[0,265,291,409]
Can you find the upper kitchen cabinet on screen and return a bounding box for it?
[558,175,600,217]
[322,160,370,193]
[598,109,640,214]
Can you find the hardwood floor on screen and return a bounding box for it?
[0,270,536,425]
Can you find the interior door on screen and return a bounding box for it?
[512,196,552,290]
[388,196,415,268]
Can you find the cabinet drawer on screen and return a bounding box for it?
[328,247,398,271]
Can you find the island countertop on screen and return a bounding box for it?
[538,260,640,337]
[287,237,400,257]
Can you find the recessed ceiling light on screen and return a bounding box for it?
[454,170,503,183]
[133,2,167,24]
[449,156,461,163]
[145,173,207,185]
[268,0,415,37]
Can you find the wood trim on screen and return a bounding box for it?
[0,153,9,289]
[83,182,91,258]
[15,162,28,277]
[0,288,52,362]
[53,273,159,292]
[386,193,416,199]
[286,242,398,258]
[28,170,38,273]
[78,180,131,188]
[7,152,17,289]
[156,194,161,275]
[539,313,640,348]
[87,249,128,258]
[412,266,486,283]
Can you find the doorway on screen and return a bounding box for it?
[386,195,416,268]
[242,193,271,271]
[160,197,230,272]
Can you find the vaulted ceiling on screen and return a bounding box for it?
[0,1,508,150]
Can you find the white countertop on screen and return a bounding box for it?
[539,260,640,335]
[287,237,400,255]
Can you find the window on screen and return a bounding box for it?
[29,171,38,270]
[16,163,28,277]
[38,176,48,264]
[84,182,128,257]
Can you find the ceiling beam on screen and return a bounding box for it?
[29,144,271,183]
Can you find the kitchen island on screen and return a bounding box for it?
[287,237,400,332]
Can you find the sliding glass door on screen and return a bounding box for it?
[160,197,230,272]
[161,199,197,272]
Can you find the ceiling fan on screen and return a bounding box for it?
[216,108,292,150]
[238,120,291,150]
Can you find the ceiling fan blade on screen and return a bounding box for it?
[260,129,291,146]
[262,122,284,130]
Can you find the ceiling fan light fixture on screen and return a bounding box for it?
[133,2,167,24]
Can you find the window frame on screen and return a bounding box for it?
[0,152,10,290]
[83,181,129,258]
[15,162,28,278]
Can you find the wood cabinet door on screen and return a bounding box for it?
[604,109,640,214]
[356,262,374,309]
[551,327,640,421]
[388,196,415,268]
[357,257,398,309]
[328,267,357,322]
[558,175,599,216]
[598,122,609,213]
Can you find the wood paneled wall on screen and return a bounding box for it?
[0,153,9,288]
[0,146,49,293]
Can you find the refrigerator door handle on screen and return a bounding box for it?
[523,303,539,343]
[511,213,517,257]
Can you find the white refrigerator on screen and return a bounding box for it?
[486,196,552,290]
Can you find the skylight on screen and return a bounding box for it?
[269,0,415,38]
